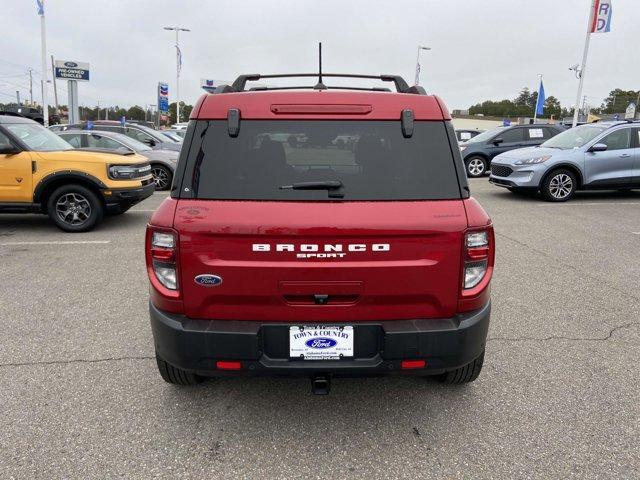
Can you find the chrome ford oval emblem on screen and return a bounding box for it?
[194,274,222,286]
[305,338,337,349]
[64,61,78,68]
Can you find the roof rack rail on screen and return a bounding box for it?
[225,73,421,94]
[248,85,392,92]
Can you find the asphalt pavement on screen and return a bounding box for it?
[0,181,638,479]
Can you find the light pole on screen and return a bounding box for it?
[148,104,157,128]
[164,26,190,124]
[414,46,431,86]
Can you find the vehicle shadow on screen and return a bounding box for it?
[484,186,640,204]
[0,214,57,236]
[0,210,148,236]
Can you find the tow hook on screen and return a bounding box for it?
[311,374,331,395]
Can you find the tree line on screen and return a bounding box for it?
[4,88,637,124]
[468,88,639,119]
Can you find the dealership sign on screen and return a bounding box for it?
[158,82,169,113]
[54,60,90,81]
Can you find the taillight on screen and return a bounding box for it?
[459,227,494,312]
[146,227,180,298]
[151,231,178,290]
[464,230,489,289]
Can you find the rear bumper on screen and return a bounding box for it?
[103,181,155,212]
[149,301,491,377]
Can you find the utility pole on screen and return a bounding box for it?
[97,101,100,120]
[38,0,49,126]
[414,45,431,86]
[163,26,190,124]
[50,55,59,114]
[28,69,34,105]
[16,91,21,105]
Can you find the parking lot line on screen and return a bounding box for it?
[0,240,111,246]
[537,202,640,206]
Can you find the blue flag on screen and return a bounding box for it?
[535,80,545,116]
[36,0,44,15]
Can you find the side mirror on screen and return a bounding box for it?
[589,143,608,152]
[144,138,156,147]
[0,145,21,155]
[492,137,504,145]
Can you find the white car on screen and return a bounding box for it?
[171,123,189,131]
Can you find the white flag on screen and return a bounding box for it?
[590,0,612,33]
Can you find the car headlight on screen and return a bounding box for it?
[459,146,467,152]
[515,155,551,165]
[108,163,151,179]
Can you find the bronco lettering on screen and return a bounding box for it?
[252,243,390,253]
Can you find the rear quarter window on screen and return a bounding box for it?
[182,120,463,201]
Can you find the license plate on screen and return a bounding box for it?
[289,326,354,360]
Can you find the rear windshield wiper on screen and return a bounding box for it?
[279,180,344,198]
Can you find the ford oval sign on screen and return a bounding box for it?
[194,274,223,286]
[305,338,337,349]
[64,61,78,68]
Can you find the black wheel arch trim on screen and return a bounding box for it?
[540,164,583,189]
[33,171,108,203]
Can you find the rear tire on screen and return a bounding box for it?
[439,350,485,384]
[155,352,203,386]
[47,184,103,232]
[465,156,487,178]
[541,169,577,202]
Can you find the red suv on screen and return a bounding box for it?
[146,73,494,394]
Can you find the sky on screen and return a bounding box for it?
[0,0,638,112]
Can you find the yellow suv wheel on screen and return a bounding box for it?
[47,184,104,232]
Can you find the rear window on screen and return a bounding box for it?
[184,120,462,200]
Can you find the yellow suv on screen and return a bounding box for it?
[0,114,155,232]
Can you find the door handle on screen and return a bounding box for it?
[619,154,631,158]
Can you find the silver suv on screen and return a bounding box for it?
[489,121,640,201]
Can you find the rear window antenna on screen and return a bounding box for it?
[313,42,327,90]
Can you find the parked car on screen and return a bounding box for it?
[170,129,186,139]
[58,120,182,152]
[459,124,565,177]
[47,123,67,132]
[126,120,157,130]
[489,120,640,201]
[160,130,184,144]
[146,72,494,393]
[0,114,154,231]
[2,105,61,125]
[56,129,179,190]
[171,122,189,131]
[455,129,483,143]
